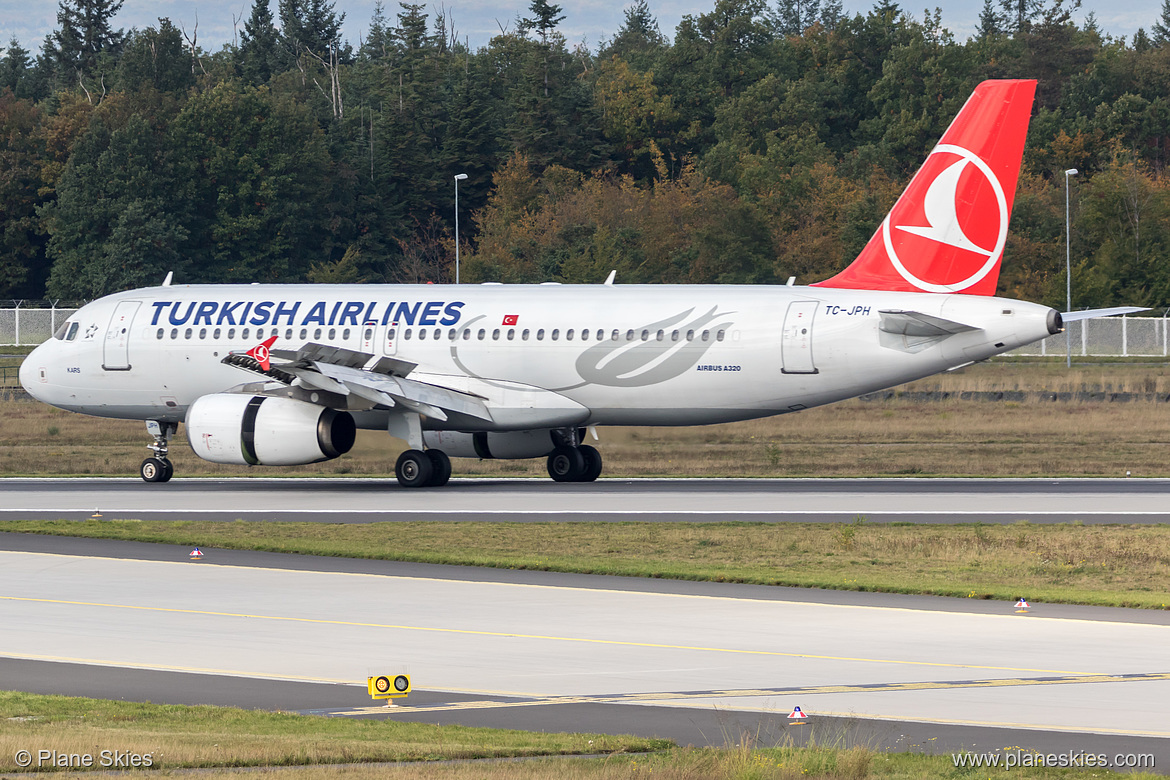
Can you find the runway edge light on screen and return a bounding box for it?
[368,674,411,702]
[189,547,204,560]
[1015,598,1030,612]
[787,706,808,721]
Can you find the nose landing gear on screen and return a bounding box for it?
[141,420,177,483]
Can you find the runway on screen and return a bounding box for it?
[0,534,1167,767]
[3,477,1170,523]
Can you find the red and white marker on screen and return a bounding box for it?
[787,706,808,720]
[189,547,204,560]
[1015,598,1030,611]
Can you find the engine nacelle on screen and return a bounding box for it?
[186,394,356,466]
[422,430,562,459]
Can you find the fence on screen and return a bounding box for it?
[0,306,80,347]
[0,307,1165,356]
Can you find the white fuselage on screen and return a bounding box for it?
[20,283,1057,430]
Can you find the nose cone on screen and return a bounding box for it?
[18,343,48,402]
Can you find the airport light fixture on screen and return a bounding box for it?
[1065,168,1079,367]
[454,173,468,284]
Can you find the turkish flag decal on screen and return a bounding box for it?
[502,314,519,326]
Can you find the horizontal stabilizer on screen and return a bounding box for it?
[879,310,980,338]
[1061,306,1149,322]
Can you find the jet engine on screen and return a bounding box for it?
[186,394,356,466]
[422,430,565,459]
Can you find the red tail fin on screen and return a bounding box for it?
[813,79,1036,295]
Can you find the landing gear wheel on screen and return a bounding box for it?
[159,459,174,483]
[140,457,169,483]
[396,449,434,488]
[426,449,452,487]
[547,446,586,482]
[578,445,603,482]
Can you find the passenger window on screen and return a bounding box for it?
[626,329,635,341]
[686,330,695,341]
[185,328,193,340]
[566,329,574,341]
[551,329,560,341]
[285,328,292,339]
[434,329,441,340]
[656,329,664,341]
[717,329,726,342]
[228,328,236,340]
[418,329,426,340]
[314,328,322,340]
[462,329,471,340]
[671,330,679,342]
[199,328,207,340]
[213,328,221,339]
[522,329,530,340]
[641,330,649,341]
[405,329,413,340]
[343,328,351,340]
[242,328,250,340]
[580,329,589,341]
[300,328,307,340]
[702,330,710,341]
[507,329,515,340]
[492,329,500,340]
[448,328,456,340]
[477,329,486,340]
[611,330,619,341]
[156,328,164,340]
[387,328,396,341]
[364,328,373,341]
[329,328,336,340]
[537,329,545,340]
[170,328,178,340]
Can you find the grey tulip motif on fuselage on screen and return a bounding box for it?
[574,307,734,387]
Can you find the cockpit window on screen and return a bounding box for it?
[53,322,70,340]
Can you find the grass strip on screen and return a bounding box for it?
[4,519,1169,609]
[0,691,667,772]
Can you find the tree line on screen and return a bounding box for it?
[4,0,1170,311]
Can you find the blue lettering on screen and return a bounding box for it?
[419,301,443,326]
[150,301,169,326]
[302,301,327,326]
[327,301,342,325]
[240,301,254,324]
[273,300,300,325]
[340,301,365,325]
[216,301,243,325]
[168,301,196,326]
[250,301,274,325]
[362,301,378,324]
[380,302,397,325]
[440,301,465,326]
[193,301,218,325]
[394,301,421,325]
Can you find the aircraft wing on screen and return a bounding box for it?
[1061,306,1149,322]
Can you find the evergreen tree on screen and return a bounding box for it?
[360,1,392,59]
[999,0,1042,33]
[771,0,822,36]
[0,38,32,98]
[977,0,1002,38]
[599,0,667,70]
[818,0,843,26]
[239,0,279,84]
[1152,0,1170,45]
[44,0,125,83]
[117,20,194,93]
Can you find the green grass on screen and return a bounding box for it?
[0,690,666,772]
[5,519,1169,609]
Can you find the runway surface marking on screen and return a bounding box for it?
[0,594,1100,677]
[317,672,1170,715]
[6,508,1170,515]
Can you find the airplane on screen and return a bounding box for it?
[18,79,1141,488]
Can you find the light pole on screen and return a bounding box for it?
[1064,168,1079,367]
[454,173,468,284]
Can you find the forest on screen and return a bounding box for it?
[4,0,1170,311]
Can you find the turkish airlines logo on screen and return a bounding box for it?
[246,336,276,371]
[883,143,1008,293]
[502,314,518,326]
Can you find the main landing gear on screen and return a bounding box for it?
[141,420,176,483]
[395,449,452,488]
[547,444,602,483]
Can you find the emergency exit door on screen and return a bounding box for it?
[102,301,140,371]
